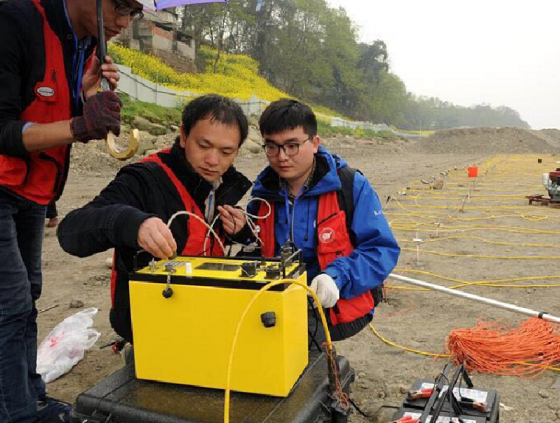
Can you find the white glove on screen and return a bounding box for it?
[309,274,340,308]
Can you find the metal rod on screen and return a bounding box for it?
[96,0,106,62]
[388,273,560,324]
[96,0,111,92]
[96,0,137,159]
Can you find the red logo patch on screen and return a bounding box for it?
[319,227,335,244]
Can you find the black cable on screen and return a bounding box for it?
[348,397,373,418]
[349,400,400,420]
[308,329,322,351]
[420,372,450,423]
[307,296,321,351]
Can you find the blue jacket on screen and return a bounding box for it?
[250,146,400,299]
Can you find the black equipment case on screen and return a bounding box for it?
[70,352,355,423]
[393,364,499,423]
[402,379,499,423]
[392,407,490,423]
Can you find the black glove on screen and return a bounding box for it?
[71,91,122,142]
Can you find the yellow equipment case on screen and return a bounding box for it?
[128,254,309,397]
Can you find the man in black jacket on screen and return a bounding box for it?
[0,1,140,422]
[58,94,252,347]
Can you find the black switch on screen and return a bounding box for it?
[241,261,258,277]
[261,312,276,328]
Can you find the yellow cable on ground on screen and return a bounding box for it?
[400,247,560,260]
[461,283,560,288]
[454,275,560,287]
[224,280,332,423]
[406,188,535,194]
[388,283,560,291]
[396,202,545,211]
[391,269,560,290]
[391,224,560,235]
[374,155,560,374]
[389,198,558,224]
[369,323,449,358]
[393,269,468,285]
[387,210,558,223]
[369,322,560,373]
[398,235,560,250]
[407,193,529,200]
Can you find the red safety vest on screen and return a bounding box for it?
[142,149,225,257]
[110,149,224,304]
[0,0,71,205]
[258,191,375,328]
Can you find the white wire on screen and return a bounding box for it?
[244,197,272,248]
[245,197,272,219]
[203,215,222,255]
[166,197,273,257]
[167,210,226,255]
[207,197,272,253]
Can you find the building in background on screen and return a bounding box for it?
[115,9,196,73]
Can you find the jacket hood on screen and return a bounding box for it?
[252,146,347,199]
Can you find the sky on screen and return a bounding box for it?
[325,0,560,129]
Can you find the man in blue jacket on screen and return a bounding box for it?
[221,99,400,347]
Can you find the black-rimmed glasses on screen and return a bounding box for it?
[112,0,144,20]
[262,137,312,157]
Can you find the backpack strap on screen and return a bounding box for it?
[335,159,384,307]
[335,159,358,246]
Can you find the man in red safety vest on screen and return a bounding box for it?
[0,0,142,421]
[225,99,401,348]
[58,94,252,350]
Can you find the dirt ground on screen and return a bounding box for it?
[38,129,560,423]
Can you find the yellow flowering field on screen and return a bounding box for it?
[109,43,348,120]
[110,44,290,101]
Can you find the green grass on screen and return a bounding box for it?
[121,94,182,127]
[119,95,401,142]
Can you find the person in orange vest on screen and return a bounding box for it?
[0,0,141,421]
[58,94,252,348]
[223,99,400,349]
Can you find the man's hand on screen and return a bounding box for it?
[70,91,122,142]
[218,205,247,235]
[82,55,120,99]
[137,217,178,260]
[309,274,340,308]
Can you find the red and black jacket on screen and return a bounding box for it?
[140,150,225,258]
[0,0,95,204]
[58,144,252,342]
[256,167,379,342]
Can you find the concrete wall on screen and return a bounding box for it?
[331,117,390,132]
[152,25,174,51]
[177,39,195,61]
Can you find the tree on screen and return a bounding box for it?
[162,1,530,128]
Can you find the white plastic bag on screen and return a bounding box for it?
[37,307,101,383]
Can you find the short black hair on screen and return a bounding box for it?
[259,99,317,138]
[181,94,248,146]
